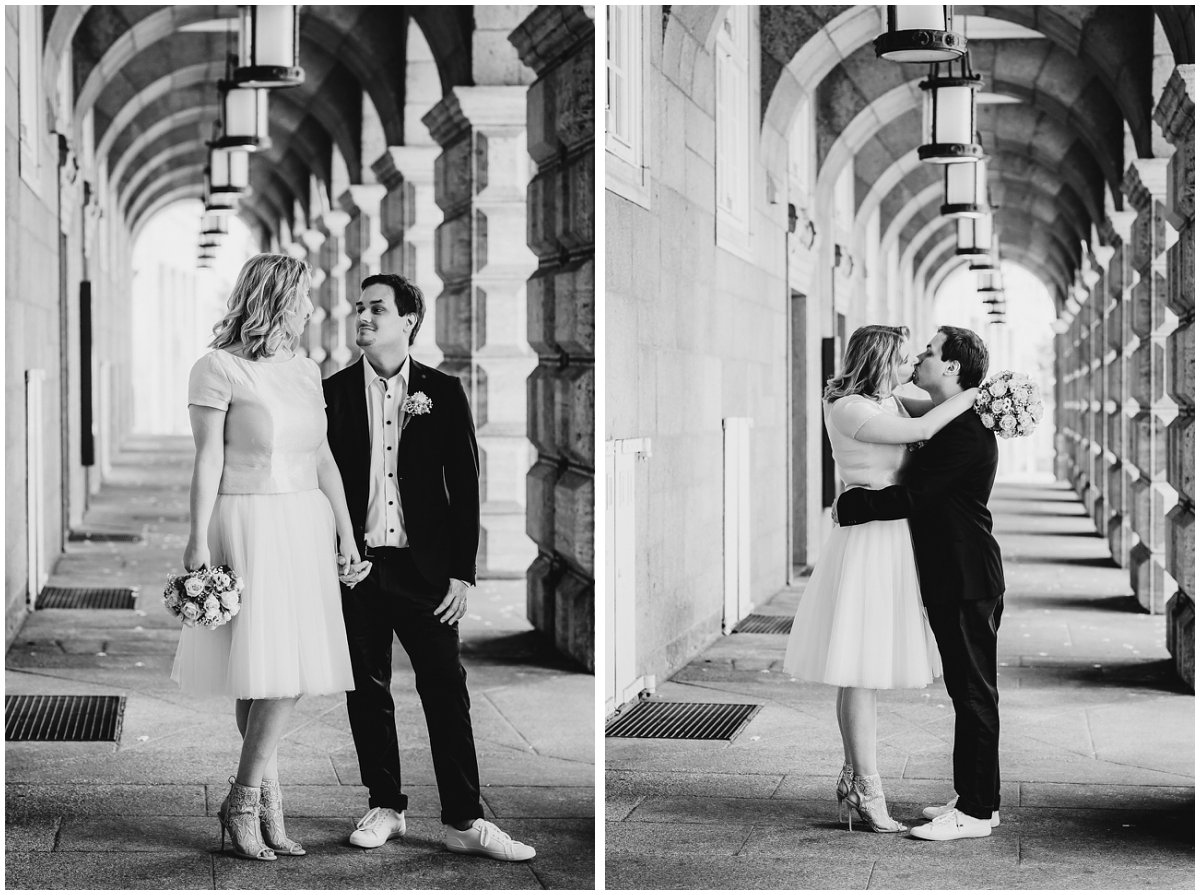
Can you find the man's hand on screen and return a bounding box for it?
[435,578,470,625]
[336,554,372,588]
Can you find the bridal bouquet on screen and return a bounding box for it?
[974,371,1044,438]
[163,565,244,628]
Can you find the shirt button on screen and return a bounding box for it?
[388,501,394,506]
[388,473,394,478]
[386,420,392,425]
[386,446,392,451]
[389,529,394,533]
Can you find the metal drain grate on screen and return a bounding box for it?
[734,614,794,635]
[37,587,137,610]
[605,701,761,740]
[6,695,125,742]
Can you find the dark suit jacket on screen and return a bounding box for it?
[835,408,1004,605]
[323,356,480,587]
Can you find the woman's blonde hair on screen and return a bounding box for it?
[210,253,311,359]
[823,324,910,402]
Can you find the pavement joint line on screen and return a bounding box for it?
[866,857,877,889]
[478,690,542,757]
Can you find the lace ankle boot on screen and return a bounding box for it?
[846,773,907,834]
[260,778,306,856]
[217,777,276,860]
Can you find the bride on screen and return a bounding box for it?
[783,324,978,833]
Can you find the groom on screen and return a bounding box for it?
[835,326,1005,841]
[323,273,534,861]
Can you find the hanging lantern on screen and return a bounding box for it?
[213,81,270,151]
[969,234,1000,270]
[874,5,965,64]
[200,212,228,247]
[209,146,250,194]
[977,268,1004,296]
[918,53,983,164]
[204,166,238,213]
[941,158,988,217]
[955,214,992,256]
[235,5,304,88]
[198,245,218,265]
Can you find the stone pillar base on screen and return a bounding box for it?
[1166,591,1195,691]
[1107,515,1132,567]
[1130,542,1172,613]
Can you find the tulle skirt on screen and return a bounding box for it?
[783,518,941,689]
[171,489,356,699]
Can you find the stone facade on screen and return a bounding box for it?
[1156,65,1195,688]
[512,6,596,671]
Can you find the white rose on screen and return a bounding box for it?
[182,602,201,619]
[1000,414,1017,430]
[991,399,1006,414]
[184,577,205,598]
[1018,412,1033,427]
[989,381,1008,397]
[1031,403,1044,421]
[203,596,220,613]
[219,591,239,609]
[204,605,220,620]
[227,602,240,617]
[221,610,232,622]
[980,413,995,429]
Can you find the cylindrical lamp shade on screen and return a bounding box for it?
[201,213,229,238]
[969,235,1000,269]
[204,169,238,212]
[874,5,965,64]
[214,83,270,151]
[955,214,992,256]
[235,5,304,88]
[977,269,1004,294]
[210,147,250,193]
[919,58,983,164]
[942,160,988,217]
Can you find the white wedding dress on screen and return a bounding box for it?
[171,349,355,699]
[782,394,942,689]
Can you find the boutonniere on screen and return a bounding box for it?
[402,391,432,430]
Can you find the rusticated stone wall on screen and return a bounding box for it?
[511,5,596,671]
[424,87,539,578]
[1156,65,1195,689]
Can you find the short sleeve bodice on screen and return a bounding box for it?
[824,395,908,490]
[187,350,327,494]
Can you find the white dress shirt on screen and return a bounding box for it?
[363,355,410,549]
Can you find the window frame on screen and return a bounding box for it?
[714,5,753,259]
[605,4,650,209]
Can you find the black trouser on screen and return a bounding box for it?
[926,594,1003,821]
[341,547,483,825]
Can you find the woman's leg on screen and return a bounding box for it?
[235,696,300,787]
[835,688,853,767]
[841,686,879,776]
[234,698,280,782]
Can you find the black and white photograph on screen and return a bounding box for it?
[604,4,1194,890]
[6,4,595,889]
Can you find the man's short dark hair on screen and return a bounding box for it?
[361,273,425,345]
[937,325,988,389]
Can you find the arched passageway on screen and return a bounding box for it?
[7,6,596,669]
[605,3,1194,715]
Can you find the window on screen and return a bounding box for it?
[18,5,43,184]
[715,6,752,255]
[606,5,648,207]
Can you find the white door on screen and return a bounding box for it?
[25,369,48,606]
[723,417,753,632]
[605,437,651,714]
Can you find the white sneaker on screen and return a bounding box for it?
[444,819,536,861]
[910,808,993,841]
[922,795,1000,827]
[348,807,406,848]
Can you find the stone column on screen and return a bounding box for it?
[510,6,595,670]
[1123,159,1178,613]
[1155,65,1195,688]
[294,227,326,364]
[338,184,387,369]
[372,146,444,368]
[1099,218,1130,563]
[424,87,538,578]
[315,212,350,377]
[1081,258,1107,534]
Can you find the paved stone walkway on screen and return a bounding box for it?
[606,479,1194,890]
[6,436,594,890]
